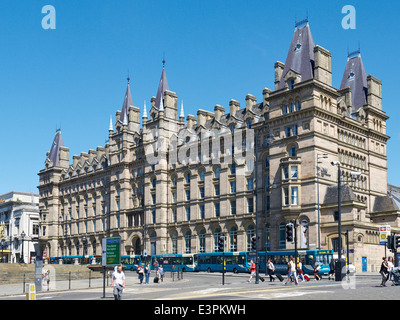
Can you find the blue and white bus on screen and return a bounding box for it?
[196,252,250,273]
[264,249,334,275]
[121,255,142,271]
[150,254,197,272]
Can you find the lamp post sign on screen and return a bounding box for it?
[102,237,121,266]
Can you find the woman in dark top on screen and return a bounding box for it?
[380,257,389,287]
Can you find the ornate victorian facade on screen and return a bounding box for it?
[38,21,399,272]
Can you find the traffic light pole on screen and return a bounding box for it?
[294,219,298,276]
[222,250,225,286]
[395,233,399,268]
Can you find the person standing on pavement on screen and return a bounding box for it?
[111,265,125,300]
[145,263,151,284]
[137,264,144,284]
[380,257,389,287]
[158,264,164,283]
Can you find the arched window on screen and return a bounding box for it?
[171,234,178,254]
[229,227,238,252]
[214,166,220,178]
[246,225,255,251]
[289,146,297,157]
[185,172,191,184]
[185,231,191,253]
[230,163,236,175]
[199,229,206,253]
[199,169,205,181]
[213,228,221,252]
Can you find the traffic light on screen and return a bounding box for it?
[286,223,294,243]
[218,235,225,252]
[387,235,394,251]
[251,236,256,251]
[395,235,400,250]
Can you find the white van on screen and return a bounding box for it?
[333,255,356,273]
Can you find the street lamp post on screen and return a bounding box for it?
[1,239,5,263]
[331,161,360,281]
[317,153,328,250]
[20,231,26,264]
[82,236,88,264]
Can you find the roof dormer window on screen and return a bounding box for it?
[294,43,302,52]
[288,79,295,90]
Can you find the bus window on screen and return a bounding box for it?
[316,254,332,265]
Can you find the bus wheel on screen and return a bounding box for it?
[182,268,186,272]
[233,268,238,274]
[207,267,211,273]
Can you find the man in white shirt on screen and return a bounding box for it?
[111,265,126,300]
[285,258,298,285]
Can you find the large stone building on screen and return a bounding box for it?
[0,191,40,263]
[38,20,399,272]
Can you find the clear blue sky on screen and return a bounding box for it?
[0,0,399,195]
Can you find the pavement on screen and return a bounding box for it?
[0,270,386,300]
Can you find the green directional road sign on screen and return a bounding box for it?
[102,237,121,266]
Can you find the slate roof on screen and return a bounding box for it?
[323,185,357,205]
[277,21,315,90]
[155,66,169,110]
[373,196,400,213]
[48,129,64,167]
[120,80,133,125]
[340,52,368,112]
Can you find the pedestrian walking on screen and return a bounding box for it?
[297,259,304,282]
[145,263,151,284]
[380,257,389,287]
[328,259,335,280]
[247,260,256,282]
[111,265,125,300]
[137,264,144,284]
[267,259,275,282]
[42,267,50,287]
[285,257,298,285]
[387,257,394,282]
[313,261,321,280]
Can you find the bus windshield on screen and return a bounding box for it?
[315,253,333,265]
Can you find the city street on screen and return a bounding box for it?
[0,271,397,301]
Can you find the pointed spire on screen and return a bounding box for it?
[143,100,148,119]
[155,60,169,109]
[340,50,368,112]
[48,129,64,167]
[277,19,315,90]
[120,77,133,125]
[179,100,185,120]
